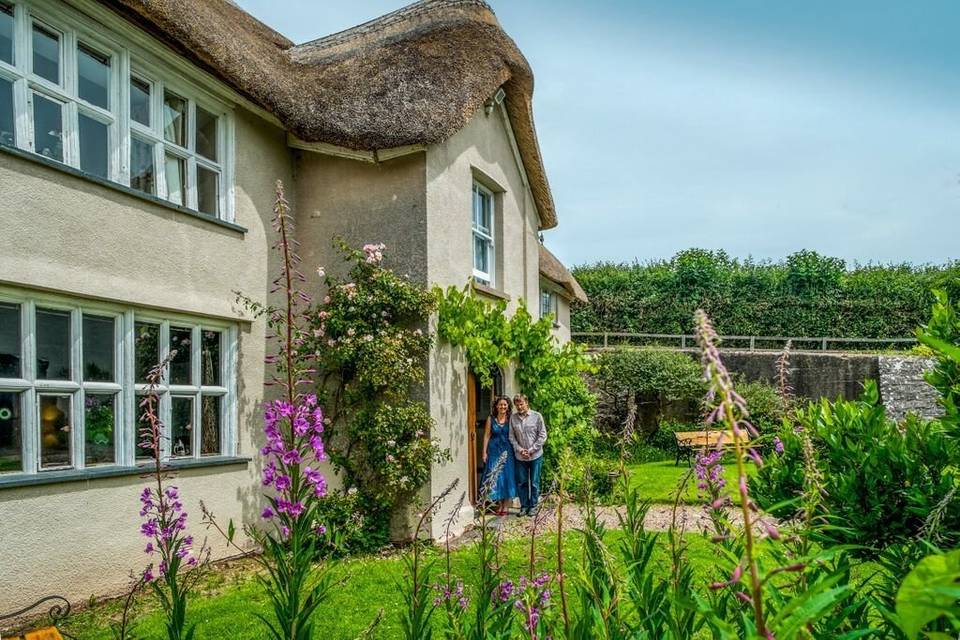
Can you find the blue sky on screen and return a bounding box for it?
[239,0,960,268]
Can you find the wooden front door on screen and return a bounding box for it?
[467,370,478,505]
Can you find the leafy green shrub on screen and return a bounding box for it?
[573,250,960,340]
[751,381,960,554]
[313,490,390,558]
[733,378,786,434]
[565,455,620,503]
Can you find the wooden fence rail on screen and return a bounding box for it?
[571,331,917,351]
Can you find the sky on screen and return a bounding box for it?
[239,0,960,268]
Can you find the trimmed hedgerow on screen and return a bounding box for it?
[572,249,960,340]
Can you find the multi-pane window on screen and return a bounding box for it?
[0,0,231,219]
[472,182,495,285]
[0,291,236,476]
[540,288,558,321]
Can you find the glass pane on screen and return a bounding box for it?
[77,44,110,109]
[0,391,22,473]
[78,114,108,180]
[36,308,70,380]
[32,23,60,84]
[197,167,219,216]
[134,321,160,383]
[84,394,114,465]
[33,93,63,162]
[130,137,155,195]
[0,3,12,65]
[473,235,489,275]
[130,76,151,127]
[162,90,186,146]
[201,395,220,456]
[39,394,72,469]
[0,302,19,378]
[0,77,12,147]
[169,327,192,385]
[196,107,218,161]
[82,314,114,382]
[171,396,193,457]
[164,153,185,206]
[201,330,221,386]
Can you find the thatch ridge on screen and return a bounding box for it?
[105,0,558,229]
[540,244,588,303]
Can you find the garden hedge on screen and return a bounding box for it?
[572,249,960,339]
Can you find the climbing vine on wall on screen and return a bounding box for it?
[436,286,598,465]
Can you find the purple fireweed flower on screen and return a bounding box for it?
[275,475,292,493]
[281,449,303,465]
[144,542,154,554]
[262,506,275,519]
[304,467,323,485]
[141,521,158,537]
[143,567,155,583]
[773,436,785,454]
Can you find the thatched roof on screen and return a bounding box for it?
[104,0,558,229]
[539,244,587,303]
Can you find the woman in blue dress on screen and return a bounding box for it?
[482,396,518,515]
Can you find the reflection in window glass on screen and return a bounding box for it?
[36,308,70,380]
[84,394,115,465]
[0,77,13,147]
[32,23,60,84]
[39,394,72,469]
[201,330,221,386]
[33,93,63,161]
[473,235,489,276]
[0,3,13,65]
[77,44,110,109]
[0,302,19,378]
[83,314,115,382]
[197,167,219,216]
[79,114,108,179]
[201,395,220,456]
[162,90,186,147]
[196,107,218,161]
[169,327,192,385]
[134,321,160,383]
[130,76,151,127]
[130,136,155,195]
[171,396,193,457]
[0,391,22,473]
[164,153,185,206]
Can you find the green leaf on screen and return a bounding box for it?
[896,549,960,640]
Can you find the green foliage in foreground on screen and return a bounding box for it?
[572,248,960,340]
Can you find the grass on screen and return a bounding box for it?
[58,527,743,640]
[626,458,757,505]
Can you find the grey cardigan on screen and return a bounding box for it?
[508,410,547,461]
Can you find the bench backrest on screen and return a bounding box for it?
[674,430,746,447]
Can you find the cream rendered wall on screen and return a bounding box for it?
[292,150,428,500]
[0,108,291,612]
[425,107,542,538]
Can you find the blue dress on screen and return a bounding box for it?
[483,417,517,501]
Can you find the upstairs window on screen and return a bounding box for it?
[472,182,495,285]
[0,1,232,220]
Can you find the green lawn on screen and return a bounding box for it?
[61,532,733,639]
[626,459,756,505]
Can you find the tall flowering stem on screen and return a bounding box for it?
[695,310,767,636]
[216,181,331,640]
[138,352,207,640]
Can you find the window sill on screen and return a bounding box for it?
[0,456,251,490]
[471,280,511,302]
[0,142,247,234]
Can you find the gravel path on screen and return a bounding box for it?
[450,503,752,548]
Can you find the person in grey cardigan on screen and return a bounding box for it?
[508,393,547,516]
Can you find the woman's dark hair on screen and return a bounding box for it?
[491,395,512,422]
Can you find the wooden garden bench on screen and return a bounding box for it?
[1,596,72,640]
[673,429,748,465]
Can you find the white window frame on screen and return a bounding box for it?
[540,287,558,321]
[0,0,234,221]
[472,182,495,285]
[0,286,238,477]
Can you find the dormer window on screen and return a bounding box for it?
[472,182,495,285]
[0,0,233,221]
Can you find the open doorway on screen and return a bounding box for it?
[467,366,504,506]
